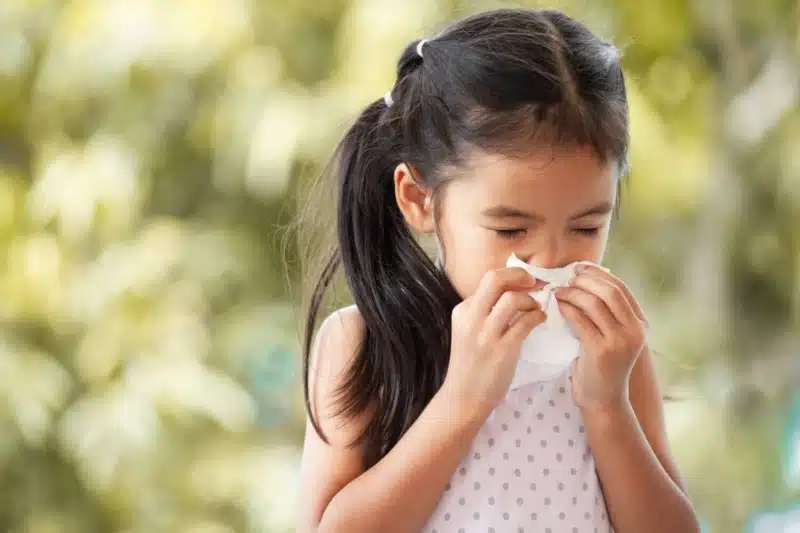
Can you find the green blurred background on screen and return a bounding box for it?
[0,0,798,532]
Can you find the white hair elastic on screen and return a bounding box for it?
[416,39,427,57]
[383,39,428,107]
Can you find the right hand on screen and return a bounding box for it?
[441,267,547,422]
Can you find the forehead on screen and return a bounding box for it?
[446,147,617,214]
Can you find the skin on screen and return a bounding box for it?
[423,147,616,296]
[297,144,700,533]
[397,144,700,533]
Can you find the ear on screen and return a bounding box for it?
[394,162,434,233]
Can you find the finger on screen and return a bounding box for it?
[503,307,548,346]
[569,274,638,327]
[576,264,647,324]
[554,285,618,335]
[472,267,539,318]
[557,299,603,344]
[483,291,541,340]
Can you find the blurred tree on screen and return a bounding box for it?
[0,1,796,532]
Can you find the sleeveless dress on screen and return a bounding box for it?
[422,367,615,533]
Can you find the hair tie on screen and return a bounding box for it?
[383,39,429,107]
[416,39,428,58]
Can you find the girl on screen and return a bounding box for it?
[296,7,700,533]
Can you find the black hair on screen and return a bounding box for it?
[300,7,629,470]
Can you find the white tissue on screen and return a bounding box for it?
[505,253,609,389]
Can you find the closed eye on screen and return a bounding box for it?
[494,228,527,239]
[572,227,601,236]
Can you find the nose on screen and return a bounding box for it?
[518,236,564,274]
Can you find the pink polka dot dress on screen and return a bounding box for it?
[423,367,614,533]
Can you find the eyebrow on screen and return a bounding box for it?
[481,201,613,221]
[570,201,614,219]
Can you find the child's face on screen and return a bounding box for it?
[436,146,617,299]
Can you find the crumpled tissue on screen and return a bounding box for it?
[505,253,609,390]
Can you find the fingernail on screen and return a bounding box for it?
[575,264,587,273]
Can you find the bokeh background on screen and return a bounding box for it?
[0,0,798,532]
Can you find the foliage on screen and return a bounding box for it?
[0,1,797,532]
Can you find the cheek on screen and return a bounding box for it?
[565,230,610,265]
[591,226,612,262]
[437,222,505,299]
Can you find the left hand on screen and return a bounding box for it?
[553,264,648,413]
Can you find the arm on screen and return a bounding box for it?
[317,381,482,533]
[581,346,700,533]
[296,307,483,533]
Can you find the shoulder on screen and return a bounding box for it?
[298,305,371,531]
[316,304,364,351]
[308,305,371,443]
[309,304,365,384]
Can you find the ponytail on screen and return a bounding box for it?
[301,98,460,469]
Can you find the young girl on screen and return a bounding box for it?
[296,7,700,533]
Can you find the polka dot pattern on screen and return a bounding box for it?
[422,367,614,532]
